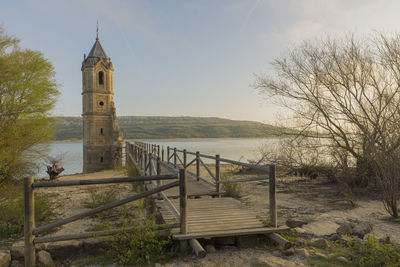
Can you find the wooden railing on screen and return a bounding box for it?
[23,171,186,266]
[125,141,277,228]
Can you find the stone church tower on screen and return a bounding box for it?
[81,31,122,173]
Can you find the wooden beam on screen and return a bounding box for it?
[179,169,188,234]
[34,223,180,244]
[33,180,179,235]
[173,227,290,240]
[32,174,178,188]
[217,175,269,184]
[267,233,292,249]
[190,239,206,258]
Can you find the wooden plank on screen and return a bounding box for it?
[34,223,179,244]
[32,174,178,188]
[173,227,290,240]
[217,175,269,184]
[190,239,206,258]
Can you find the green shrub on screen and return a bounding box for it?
[351,235,400,267]
[106,217,178,265]
[222,182,242,198]
[0,181,53,238]
[126,163,139,177]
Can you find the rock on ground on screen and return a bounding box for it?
[36,250,54,266]
[353,222,373,238]
[0,250,11,267]
[46,240,83,259]
[286,218,308,228]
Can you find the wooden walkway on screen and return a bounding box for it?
[156,197,271,240]
[127,141,288,242]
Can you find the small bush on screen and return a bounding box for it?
[222,182,242,198]
[351,235,400,267]
[126,163,139,177]
[106,217,178,265]
[0,180,53,238]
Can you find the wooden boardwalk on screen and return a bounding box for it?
[156,197,271,240]
[127,141,288,242]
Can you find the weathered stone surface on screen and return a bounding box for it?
[47,240,83,259]
[36,250,54,266]
[0,250,11,267]
[10,242,24,260]
[295,248,310,258]
[353,222,373,238]
[310,238,331,249]
[336,224,353,235]
[286,218,308,228]
[10,241,47,261]
[236,235,258,248]
[204,244,216,253]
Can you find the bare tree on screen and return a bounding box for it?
[45,153,65,180]
[255,33,400,217]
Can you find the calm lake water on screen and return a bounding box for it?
[37,138,278,178]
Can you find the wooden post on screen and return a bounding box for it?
[157,157,161,188]
[144,151,148,176]
[174,148,177,168]
[149,153,153,176]
[196,152,200,181]
[157,145,160,158]
[167,146,170,164]
[215,154,220,194]
[179,169,187,234]
[24,177,35,267]
[183,149,187,168]
[269,165,277,227]
[162,147,165,162]
[141,149,144,171]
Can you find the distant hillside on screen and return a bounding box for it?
[54,116,288,140]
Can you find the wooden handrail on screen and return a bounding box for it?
[32,180,180,235]
[32,174,178,188]
[34,223,180,244]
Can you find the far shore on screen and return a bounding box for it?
[52,136,280,143]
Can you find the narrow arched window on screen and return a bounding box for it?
[100,156,104,163]
[99,71,104,85]
[100,128,103,135]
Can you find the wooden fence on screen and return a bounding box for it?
[125,141,277,228]
[23,171,187,266]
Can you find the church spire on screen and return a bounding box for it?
[96,21,99,40]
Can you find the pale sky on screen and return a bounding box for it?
[2,0,400,123]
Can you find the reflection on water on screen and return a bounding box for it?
[37,138,278,178]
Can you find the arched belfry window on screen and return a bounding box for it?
[100,128,103,135]
[99,71,104,85]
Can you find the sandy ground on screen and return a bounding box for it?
[35,166,400,266]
